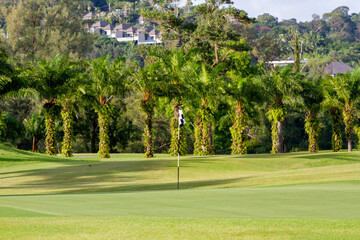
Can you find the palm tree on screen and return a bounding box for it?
[57,62,85,157]
[261,65,302,153]
[25,55,78,155]
[87,56,128,158]
[132,62,165,158]
[188,63,224,155]
[226,72,264,155]
[23,112,45,152]
[152,48,189,156]
[323,69,360,152]
[300,78,324,152]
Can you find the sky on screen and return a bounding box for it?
[191,0,360,22]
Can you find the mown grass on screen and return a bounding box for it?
[1,145,360,239]
[1,217,360,240]
[0,145,359,195]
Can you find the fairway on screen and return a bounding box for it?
[1,145,360,239]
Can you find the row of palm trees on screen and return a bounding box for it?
[1,47,360,158]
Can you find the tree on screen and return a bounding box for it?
[151,48,189,156]
[187,63,224,155]
[191,0,253,66]
[57,62,84,157]
[4,0,92,63]
[261,65,302,153]
[323,69,360,151]
[300,78,324,152]
[132,62,165,158]
[23,112,45,152]
[87,56,128,158]
[26,55,79,155]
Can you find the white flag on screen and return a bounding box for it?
[178,107,186,127]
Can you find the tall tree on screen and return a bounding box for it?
[300,78,324,152]
[152,48,189,156]
[261,65,302,153]
[87,56,128,158]
[4,0,92,63]
[323,69,360,152]
[226,73,263,154]
[57,62,84,157]
[188,63,223,155]
[26,55,78,155]
[132,62,165,158]
[191,0,253,66]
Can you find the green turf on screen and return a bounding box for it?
[1,145,360,239]
[0,182,359,219]
[1,146,360,195]
[1,217,359,240]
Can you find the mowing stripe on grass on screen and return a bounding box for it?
[0,182,359,219]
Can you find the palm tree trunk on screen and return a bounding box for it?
[278,120,284,153]
[231,102,247,155]
[330,107,342,152]
[194,116,203,155]
[144,110,154,158]
[32,136,36,153]
[45,110,57,155]
[98,108,110,158]
[343,103,354,152]
[61,109,73,157]
[194,107,213,156]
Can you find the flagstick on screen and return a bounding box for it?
[177,123,180,190]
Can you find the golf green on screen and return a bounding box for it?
[1,182,359,219]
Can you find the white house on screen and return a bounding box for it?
[102,23,115,36]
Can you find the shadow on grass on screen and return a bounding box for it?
[56,176,252,195]
[2,159,172,187]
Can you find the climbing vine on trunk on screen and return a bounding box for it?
[44,107,57,155]
[61,108,73,157]
[194,104,213,155]
[329,107,342,152]
[354,124,360,149]
[97,104,112,158]
[169,102,187,156]
[266,104,286,154]
[304,111,321,153]
[230,102,248,155]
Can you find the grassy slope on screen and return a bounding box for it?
[1,145,360,239]
[0,146,359,195]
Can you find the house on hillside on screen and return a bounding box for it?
[83,12,95,20]
[323,62,354,77]
[102,23,115,36]
[267,57,308,67]
[111,23,132,38]
[89,21,110,34]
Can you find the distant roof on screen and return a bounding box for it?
[324,62,354,75]
[136,26,153,33]
[91,21,110,28]
[125,26,137,33]
[114,23,132,30]
[149,28,160,36]
[83,12,94,18]
[102,24,114,30]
